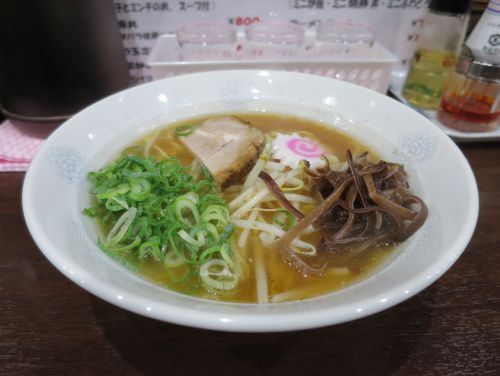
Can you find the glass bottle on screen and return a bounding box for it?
[315,20,375,59]
[244,20,304,60]
[402,0,471,110]
[176,22,236,61]
[437,1,500,132]
[437,49,500,132]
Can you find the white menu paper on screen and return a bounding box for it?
[113,0,428,84]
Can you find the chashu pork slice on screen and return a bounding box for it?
[179,117,265,189]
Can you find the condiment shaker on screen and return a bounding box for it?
[438,48,500,132]
[437,1,500,132]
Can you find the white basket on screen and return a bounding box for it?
[147,33,397,93]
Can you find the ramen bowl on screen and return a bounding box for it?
[22,70,478,332]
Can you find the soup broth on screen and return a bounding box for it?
[89,112,407,304]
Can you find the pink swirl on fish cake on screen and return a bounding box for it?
[286,138,323,158]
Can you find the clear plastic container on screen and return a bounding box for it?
[244,21,304,60]
[437,48,500,132]
[176,22,236,61]
[315,21,375,58]
[148,33,397,93]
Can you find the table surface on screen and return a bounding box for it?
[1,142,500,376]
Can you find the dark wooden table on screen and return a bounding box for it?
[1,143,499,376]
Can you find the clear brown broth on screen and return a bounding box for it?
[127,113,394,303]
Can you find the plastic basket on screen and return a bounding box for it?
[147,33,397,93]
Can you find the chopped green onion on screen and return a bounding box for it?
[102,236,141,253]
[84,153,238,293]
[199,259,238,291]
[183,191,199,205]
[219,243,235,270]
[82,207,97,217]
[204,223,220,243]
[128,178,151,201]
[174,195,201,225]
[139,239,162,260]
[273,210,296,231]
[174,125,194,137]
[201,205,230,229]
[195,180,212,195]
[199,245,223,262]
[97,238,138,271]
[105,197,129,211]
[178,229,206,247]
[164,251,185,268]
[106,207,137,244]
[219,223,235,244]
[96,183,130,200]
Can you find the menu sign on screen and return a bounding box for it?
[113,0,428,84]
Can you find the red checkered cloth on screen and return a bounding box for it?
[0,121,45,172]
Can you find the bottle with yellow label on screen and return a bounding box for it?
[402,0,471,110]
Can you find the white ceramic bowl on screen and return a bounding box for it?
[22,70,478,332]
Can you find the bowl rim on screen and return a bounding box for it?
[22,69,479,332]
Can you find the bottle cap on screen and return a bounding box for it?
[456,47,500,84]
[429,0,471,15]
[465,1,500,65]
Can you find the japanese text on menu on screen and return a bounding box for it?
[113,0,428,84]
